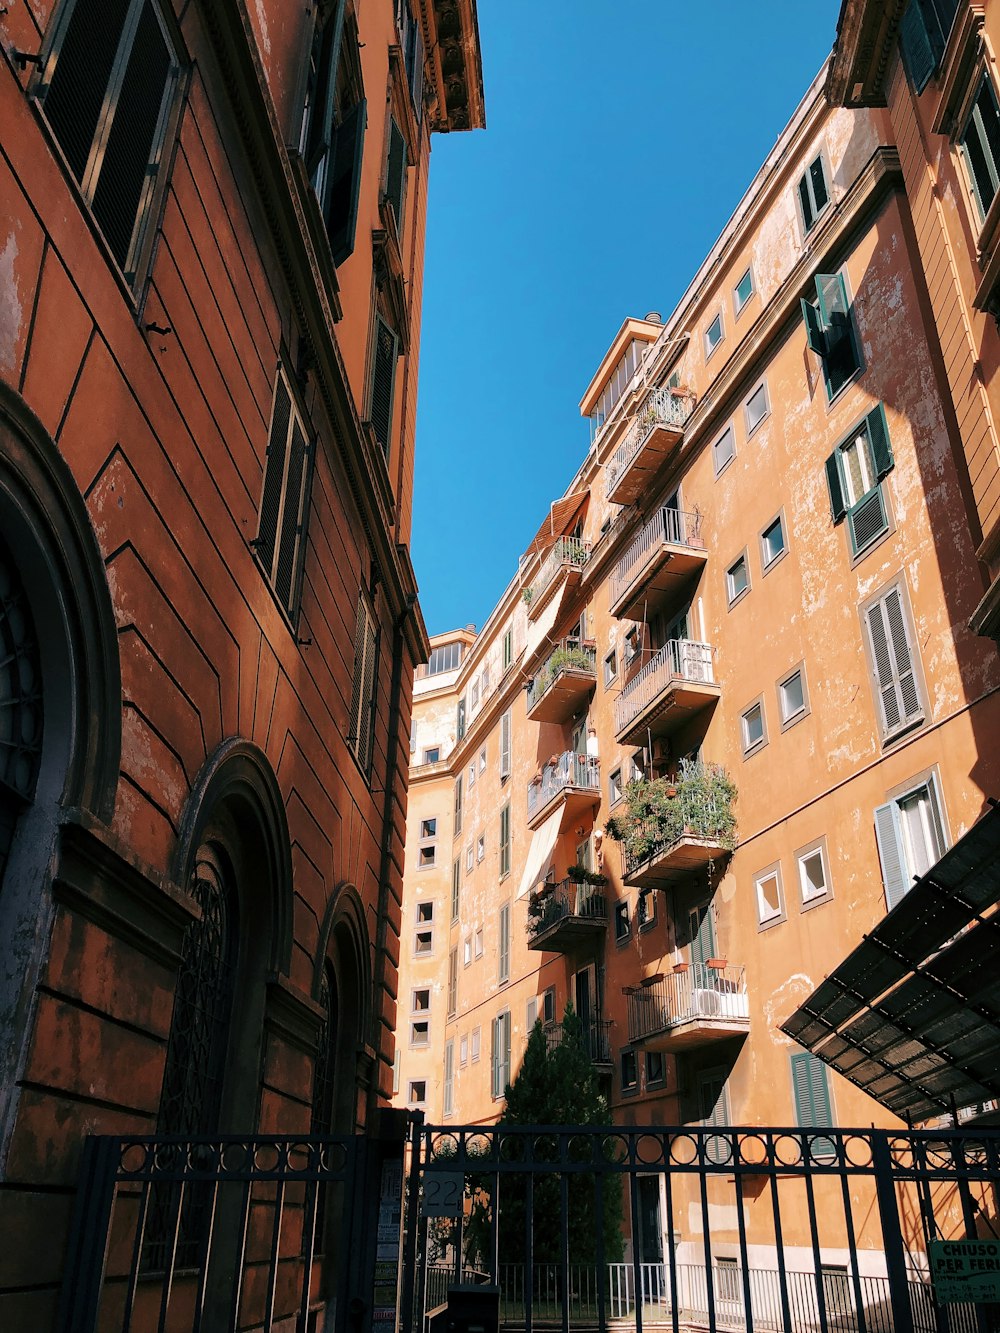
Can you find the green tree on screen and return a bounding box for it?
[464,1004,623,1270]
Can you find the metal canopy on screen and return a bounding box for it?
[781,801,1000,1124]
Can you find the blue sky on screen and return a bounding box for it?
[411,1,842,636]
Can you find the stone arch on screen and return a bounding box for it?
[315,883,372,1134]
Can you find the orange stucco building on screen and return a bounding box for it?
[0,0,482,1324]
[394,52,1000,1281]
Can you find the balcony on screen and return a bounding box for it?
[614,639,720,746]
[606,387,695,506]
[527,876,608,953]
[609,507,707,622]
[543,1018,613,1069]
[524,537,591,620]
[526,752,601,830]
[606,764,737,888]
[527,643,597,724]
[625,965,749,1050]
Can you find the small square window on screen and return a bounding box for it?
[705,312,724,359]
[417,902,434,923]
[418,846,435,868]
[422,747,440,764]
[755,864,785,928]
[479,749,487,774]
[778,667,808,727]
[477,835,485,863]
[734,268,754,314]
[408,1080,427,1106]
[466,845,474,873]
[621,1049,638,1093]
[604,650,618,687]
[412,988,430,1012]
[798,842,831,908]
[469,762,476,789]
[741,700,767,755]
[414,930,433,955]
[541,986,555,1024]
[463,936,472,966]
[474,928,484,958]
[798,152,830,233]
[610,768,623,806]
[471,1026,481,1061]
[726,553,750,606]
[420,818,437,838]
[459,1034,469,1065]
[646,1050,666,1086]
[761,515,786,569]
[637,887,657,930]
[410,1020,430,1046]
[745,380,769,435]
[713,424,736,476]
[614,899,630,942]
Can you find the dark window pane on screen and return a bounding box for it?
[43,0,132,183]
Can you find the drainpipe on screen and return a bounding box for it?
[368,591,418,1126]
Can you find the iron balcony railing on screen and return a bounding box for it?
[528,877,607,938]
[609,506,703,607]
[542,1018,613,1065]
[626,965,748,1043]
[614,638,714,735]
[527,751,601,821]
[526,536,591,607]
[621,778,736,877]
[606,386,695,491]
[526,642,597,713]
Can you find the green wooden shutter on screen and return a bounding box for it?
[816,273,850,331]
[790,1053,835,1157]
[798,176,814,232]
[500,803,510,878]
[454,775,463,834]
[409,19,424,119]
[867,403,894,479]
[825,451,847,524]
[500,708,511,778]
[801,298,827,356]
[810,157,829,213]
[257,377,292,574]
[359,608,379,774]
[369,314,399,457]
[491,1016,500,1097]
[900,0,937,94]
[451,859,460,921]
[274,420,307,613]
[384,118,408,231]
[326,97,367,265]
[875,800,910,910]
[305,1,346,179]
[499,904,510,983]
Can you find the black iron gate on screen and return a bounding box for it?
[404,1124,1000,1333]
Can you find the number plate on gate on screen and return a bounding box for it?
[423,1171,465,1217]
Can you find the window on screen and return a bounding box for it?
[451,859,460,922]
[468,761,476,790]
[298,0,366,264]
[414,900,433,954]
[614,899,630,943]
[456,697,466,742]
[499,802,511,879]
[637,887,657,930]
[589,337,646,435]
[646,1050,666,1086]
[726,553,750,607]
[734,267,754,315]
[502,627,513,673]
[704,312,724,359]
[802,271,862,401]
[699,1072,732,1164]
[790,1052,836,1158]
[411,988,430,1012]
[961,74,1000,221]
[796,838,832,909]
[899,0,961,95]
[471,1026,481,1062]
[754,863,785,929]
[826,406,894,557]
[798,152,830,233]
[447,947,458,1017]
[463,935,471,966]
[479,748,487,774]
[348,586,380,776]
[777,666,808,728]
[875,773,947,910]
[418,818,437,869]
[604,650,618,687]
[423,747,440,764]
[255,372,315,622]
[394,0,425,117]
[476,834,485,863]
[465,844,473,874]
[471,679,479,709]
[741,699,767,756]
[498,902,511,984]
[459,1033,468,1066]
[862,580,923,740]
[426,641,462,675]
[541,986,555,1024]
[443,1040,454,1117]
[37,0,182,285]
[410,1019,429,1046]
[500,708,512,779]
[712,424,736,476]
[760,514,786,570]
[474,927,484,959]
[744,379,770,435]
[392,1051,400,1096]
[621,1049,638,1093]
[609,768,623,806]
[453,775,463,836]
[491,1010,511,1098]
[408,1080,426,1107]
[382,115,408,234]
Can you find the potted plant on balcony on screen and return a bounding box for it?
[603,759,738,869]
[706,957,727,969]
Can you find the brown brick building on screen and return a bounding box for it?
[0,0,482,1323]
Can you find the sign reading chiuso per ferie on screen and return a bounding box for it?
[929,1240,1000,1303]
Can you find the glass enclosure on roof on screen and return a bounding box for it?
[589,338,647,438]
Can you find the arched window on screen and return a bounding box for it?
[309,964,338,1255]
[0,533,43,885]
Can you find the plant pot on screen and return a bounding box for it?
[673,962,689,974]
[664,785,678,799]
[706,958,727,969]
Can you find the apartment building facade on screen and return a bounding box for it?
[395,64,1000,1277]
[0,0,482,1323]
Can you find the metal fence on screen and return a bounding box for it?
[527,643,597,713]
[607,387,695,492]
[609,506,704,607]
[614,638,715,736]
[527,752,601,821]
[625,965,748,1043]
[542,1018,613,1065]
[528,537,591,607]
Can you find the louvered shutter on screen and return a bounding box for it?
[348,595,368,759]
[326,98,367,264]
[810,157,829,213]
[867,403,894,480]
[384,119,407,231]
[874,800,910,910]
[900,1,937,93]
[409,20,424,120]
[456,697,466,741]
[369,315,399,457]
[257,378,292,574]
[500,708,511,778]
[359,612,379,774]
[274,420,307,613]
[454,775,462,835]
[42,0,132,184]
[90,0,174,275]
[443,1040,454,1115]
[866,589,921,736]
[824,451,847,524]
[305,2,346,181]
[499,904,510,983]
[801,299,827,356]
[883,588,921,721]
[798,176,814,232]
[500,1012,511,1092]
[491,1017,499,1098]
[791,1053,835,1158]
[849,487,888,553]
[500,803,510,878]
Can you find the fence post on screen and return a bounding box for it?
[399,1112,424,1333]
[55,1135,120,1333]
[871,1132,914,1333]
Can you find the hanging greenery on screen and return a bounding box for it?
[604,758,738,867]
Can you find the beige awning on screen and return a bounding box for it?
[522,583,567,669]
[521,492,588,564]
[516,807,564,900]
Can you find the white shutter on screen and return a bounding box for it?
[874,800,909,911]
[866,588,921,737]
[500,708,512,779]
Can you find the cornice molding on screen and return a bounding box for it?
[828,0,907,107]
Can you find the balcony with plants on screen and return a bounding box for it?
[526,752,601,830]
[526,642,597,724]
[527,869,608,953]
[605,385,695,507]
[609,506,707,622]
[604,760,737,888]
[625,963,749,1050]
[613,638,720,746]
[523,537,591,621]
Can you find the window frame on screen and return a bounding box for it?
[795,835,833,911]
[255,369,317,627]
[760,512,787,573]
[744,378,770,437]
[409,1018,430,1047]
[613,898,630,944]
[704,311,725,361]
[734,266,755,317]
[407,1080,427,1107]
[712,422,736,478]
[646,1049,666,1088]
[776,662,809,731]
[609,768,623,807]
[725,550,751,608]
[740,697,768,758]
[620,1048,639,1095]
[754,861,786,930]
[875,768,948,911]
[960,71,1000,224]
[797,150,831,235]
[604,649,618,687]
[859,575,926,745]
[826,406,895,560]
